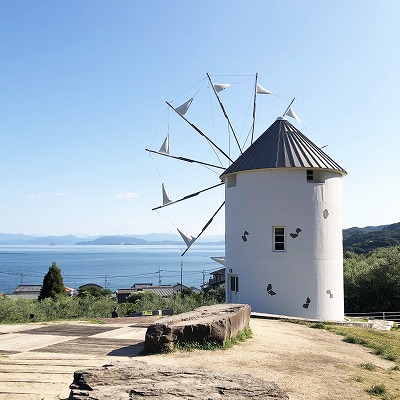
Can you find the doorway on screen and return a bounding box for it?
[228,274,239,303]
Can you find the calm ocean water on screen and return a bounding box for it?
[0,244,225,294]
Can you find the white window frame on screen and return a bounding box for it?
[273,226,286,252]
[230,275,239,292]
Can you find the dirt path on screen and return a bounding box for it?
[0,317,397,399]
[146,318,396,400]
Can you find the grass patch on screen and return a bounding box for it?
[309,322,326,329]
[323,325,400,363]
[298,321,400,400]
[366,383,387,396]
[175,340,221,352]
[154,326,253,354]
[359,362,377,371]
[141,326,253,355]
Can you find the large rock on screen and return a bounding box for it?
[68,361,288,399]
[144,303,251,353]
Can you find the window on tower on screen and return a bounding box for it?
[227,174,237,188]
[273,227,286,251]
[306,169,326,183]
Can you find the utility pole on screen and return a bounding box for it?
[202,270,206,287]
[180,261,183,292]
[104,274,108,289]
[20,271,24,286]
[158,268,162,286]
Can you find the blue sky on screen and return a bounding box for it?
[0,1,399,237]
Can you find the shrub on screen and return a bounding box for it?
[359,363,376,371]
[366,384,386,396]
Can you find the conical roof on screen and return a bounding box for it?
[221,117,346,177]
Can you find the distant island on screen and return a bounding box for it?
[75,235,224,246]
[0,223,399,252]
[0,233,225,246]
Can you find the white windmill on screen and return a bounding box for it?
[147,75,346,321]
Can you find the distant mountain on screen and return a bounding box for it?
[0,233,83,245]
[343,222,400,254]
[76,234,224,246]
[0,233,224,246]
[132,233,225,243]
[342,224,389,239]
[76,236,148,245]
[29,235,84,245]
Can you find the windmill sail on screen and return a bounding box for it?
[152,182,224,211]
[284,106,301,123]
[162,183,172,205]
[177,228,196,248]
[181,201,225,256]
[159,135,169,154]
[166,101,233,163]
[207,74,242,154]
[174,98,193,116]
[145,148,225,170]
[211,256,225,265]
[213,83,231,93]
[256,84,272,94]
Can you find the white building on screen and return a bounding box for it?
[220,117,346,321]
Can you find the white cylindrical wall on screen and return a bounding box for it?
[224,168,344,321]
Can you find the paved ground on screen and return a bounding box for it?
[0,317,398,400]
[0,318,156,400]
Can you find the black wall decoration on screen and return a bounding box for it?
[303,297,311,309]
[290,227,302,238]
[267,283,276,295]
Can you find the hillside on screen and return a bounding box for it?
[343,222,400,254]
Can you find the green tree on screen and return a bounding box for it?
[344,246,400,312]
[77,284,112,298]
[203,284,226,303]
[38,262,66,300]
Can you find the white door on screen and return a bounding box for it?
[228,274,238,303]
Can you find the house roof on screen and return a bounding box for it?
[14,285,42,292]
[210,268,225,276]
[116,285,174,297]
[221,117,346,177]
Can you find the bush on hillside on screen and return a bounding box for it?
[344,246,400,312]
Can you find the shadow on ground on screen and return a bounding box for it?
[107,342,145,357]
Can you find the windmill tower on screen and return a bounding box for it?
[220,116,347,321]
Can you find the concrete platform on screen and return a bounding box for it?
[0,318,157,400]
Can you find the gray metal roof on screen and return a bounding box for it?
[116,286,174,297]
[221,117,346,177]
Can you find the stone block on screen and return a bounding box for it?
[68,361,288,399]
[144,303,251,353]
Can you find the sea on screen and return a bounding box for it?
[0,244,225,294]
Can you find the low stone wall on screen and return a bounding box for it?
[144,303,251,353]
[68,361,288,400]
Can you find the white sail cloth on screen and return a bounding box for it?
[256,84,272,94]
[284,106,301,123]
[213,83,231,93]
[159,135,169,154]
[162,184,172,205]
[177,228,196,247]
[174,98,193,116]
